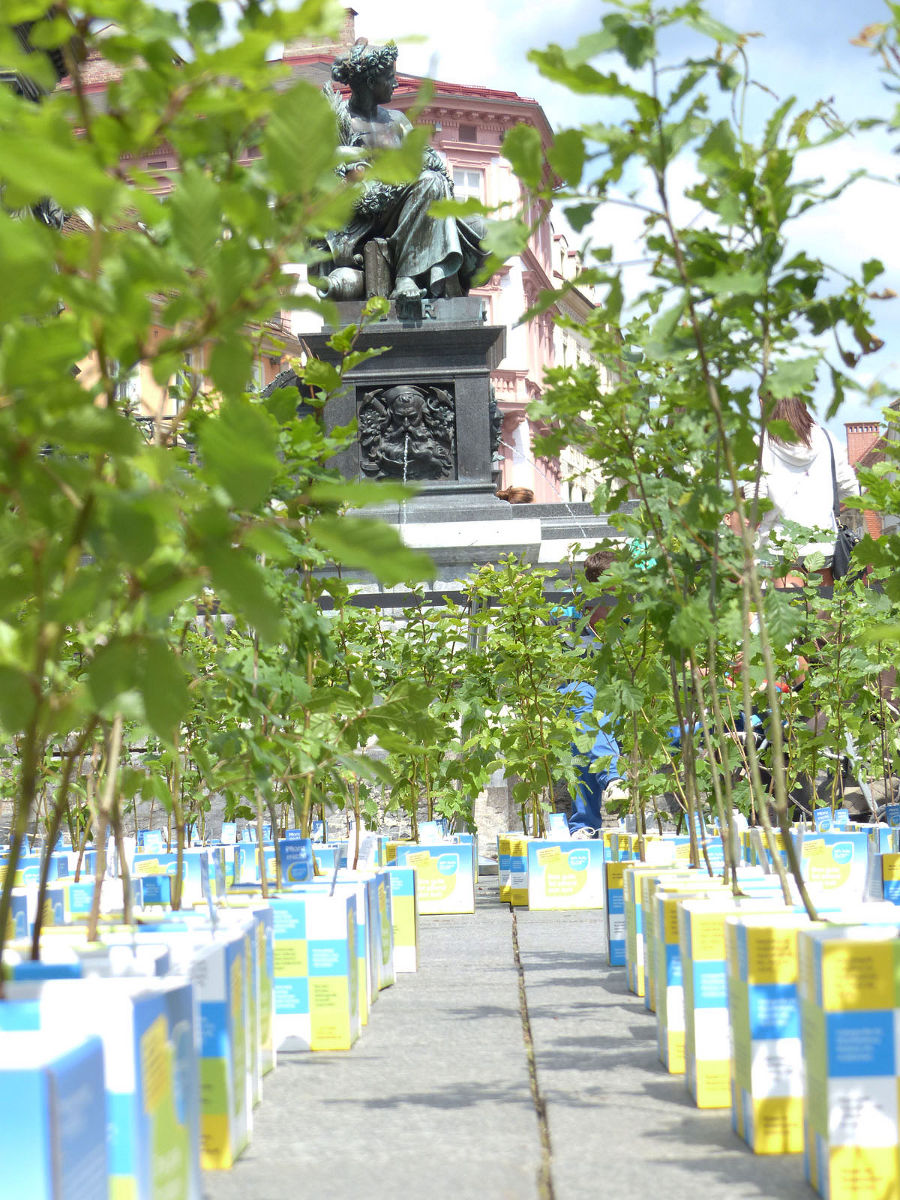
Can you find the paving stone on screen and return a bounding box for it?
[204,892,539,1200]
[515,908,811,1200]
[205,883,815,1200]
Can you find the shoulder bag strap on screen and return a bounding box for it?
[825,431,841,526]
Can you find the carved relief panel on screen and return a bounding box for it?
[357,383,456,480]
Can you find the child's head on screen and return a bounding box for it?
[583,550,617,583]
[583,550,618,631]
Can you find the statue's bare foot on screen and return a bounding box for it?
[391,276,424,301]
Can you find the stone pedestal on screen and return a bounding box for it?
[302,297,506,503]
[473,770,518,856]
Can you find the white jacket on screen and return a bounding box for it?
[752,423,859,558]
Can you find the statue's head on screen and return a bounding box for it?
[332,39,399,95]
[383,385,425,421]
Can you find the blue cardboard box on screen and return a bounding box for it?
[276,837,314,884]
[384,865,418,973]
[2,976,202,1198]
[0,1031,108,1200]
[269,892,359,1052]
[527,838,605,910]
[394,843,475,915]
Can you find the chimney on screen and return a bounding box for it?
[282,6,356,59]
[845,421,882,467]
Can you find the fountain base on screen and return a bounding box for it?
[299,298,506,507]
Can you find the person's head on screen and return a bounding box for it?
[582,549,617,630]
[583,549,617,583]
[495,486,534,504]
[766,397,815,448]
[332,39,398,102]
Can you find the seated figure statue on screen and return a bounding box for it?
[322,40,485,302]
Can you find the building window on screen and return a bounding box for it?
[171,349,200,412]
[458,124,478,144]
[453,167,485,203]
[111,361,141,410]
[250,356,271,393]
[147,159,168,169]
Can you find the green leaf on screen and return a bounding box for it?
[206,545,284,642]
[187,0,222,35]
[611,678,645,713]
[119,766,145,798]
[696,268,765,296]
[301,359,342,394]
[141,640,190,742]
[87,639,138,713]
[0,665,35,733]
[368,127,431,185]
[168,167,221,264]
[47,405,140,455]
[482,217,531,262]
[307,479,414,508]
[766,355,820,399]
[209,338,254,401]
[668,600,711,649]
[763,97,795,151]
[262,82,338,193]
[265,384,302,424]
[548,129,587,187]
[644,300,685,358]
[198,399,278,510]
[698,120,740,176]
[683,12,739,43]
[311,516,434,586]
[763,588,802,649]
[564,203,597,233]
[142,773,174,812]
[429,196,488,219]
[859,621,900,644]
[862,258,885,285]
[529,44,649,101]
[502,124,544,191]
[0,321,89,391]
[766,419,801,444]
[107,497,158,568]
[376,729,419,754]
[0,129,119,214]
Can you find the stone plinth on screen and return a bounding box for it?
[302,297,506,501]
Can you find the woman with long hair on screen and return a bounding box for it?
[751,397,859,585]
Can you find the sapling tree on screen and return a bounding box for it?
[492,1,891,913]
[464,557,589,836]
[349,591,496,835]
[0,0,437,980]
[315,590,467,845]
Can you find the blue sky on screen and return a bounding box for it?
[351,0,900,437]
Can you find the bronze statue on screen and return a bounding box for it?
[322,40,485,302]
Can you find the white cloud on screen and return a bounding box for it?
[350,0,608,127]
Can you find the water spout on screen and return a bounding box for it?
[400,435,410,524]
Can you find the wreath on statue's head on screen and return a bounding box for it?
[331,39,399,90]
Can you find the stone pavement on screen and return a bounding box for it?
[204,878,812,1200]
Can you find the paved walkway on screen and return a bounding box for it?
[205,878,812,1200]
